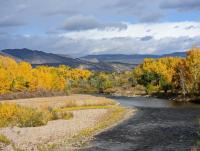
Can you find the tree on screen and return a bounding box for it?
[0,69,11,94]
[133,57,182,93]
[90,72,113,93]
[186,48,200,95]
[138,71,161,87]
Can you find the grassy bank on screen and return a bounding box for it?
[0,95,132,151]
[0,103,75,128]
[0,94,116,128]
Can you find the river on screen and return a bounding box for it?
[81,96,200,151]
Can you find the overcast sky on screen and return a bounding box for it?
[0,0,200,56]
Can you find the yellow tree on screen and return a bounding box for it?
[11,62,34,91]
[0,69,12,94]
[185,48,200,94]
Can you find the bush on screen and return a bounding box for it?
[0,134,11,145]
[0,103,50,127]
[51,110,73,120]
[138,71,161,87]
[17,108,50,127]
[146,84,159,95]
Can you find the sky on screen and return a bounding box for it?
[0,0,200,56]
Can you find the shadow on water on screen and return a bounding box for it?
[81,96,200,151]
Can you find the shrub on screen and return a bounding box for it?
[146,84,159,95]
[0,103,50,127]
[51,110,73,120]
[17,108,50,127]
[138,71,161,87]
[0,134,11,145]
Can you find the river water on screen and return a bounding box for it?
[82,96,200,151]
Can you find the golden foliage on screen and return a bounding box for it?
[133,48,200,95]
[0,103,74,127]
[134,57,182,84]
[0,103,50,127]
[0,56,92,95]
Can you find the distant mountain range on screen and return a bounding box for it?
[0,48,187,72]
[81,52,187,64]
[0,48,129,72]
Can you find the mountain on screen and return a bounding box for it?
[0,48,122,72]
[0,48,187,72]
[161,52,187,58]
[81,54,159,64]
[81,52,187,64]
[1,48,80,65]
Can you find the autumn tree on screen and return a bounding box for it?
[0,55,92,95]
[185,48,200,95]
[133,57,182,93]
[90,72,113,93]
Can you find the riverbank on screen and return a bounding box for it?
[0,95,134,151]
[80,96,200,151]
[105,90,200,103]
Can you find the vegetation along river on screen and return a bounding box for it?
[82,96,200,151]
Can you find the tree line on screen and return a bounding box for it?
[133,48,200,97]
[0,48,199,100]
[0,56,91,95]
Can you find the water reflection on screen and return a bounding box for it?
[107,96,200,108]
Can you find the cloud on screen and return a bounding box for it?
[0,17,26,28]
[140,36,153,41]
[153,36,200,54]
[60,15,127,31]
[44,10,76,16]
[0,0,199,56]
[62,21,200,40]
[185,25,196,30]
[138,13,163,22]
[160,0,200,11]
[105,0,164,22]
[0,32,200,56]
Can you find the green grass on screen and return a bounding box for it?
[57,105,113,112]
[0,134,11,145]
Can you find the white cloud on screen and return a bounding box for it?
[1,21,200,56]
[62,21,200,40]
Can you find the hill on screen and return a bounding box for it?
[0,49,124,72]
[81,52,187,64]
[1,48,187,72]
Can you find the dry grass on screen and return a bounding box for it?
[1,94,116,110]
[0,95,116,129]
[0,95,129,151]
[57,105,113,112]
[0,109,108,151]
[0,134,11,145]
[0,103,51,128]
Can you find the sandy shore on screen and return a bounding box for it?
[0,95,134,151]
[0,109,108,151]
[0,94,138,151]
